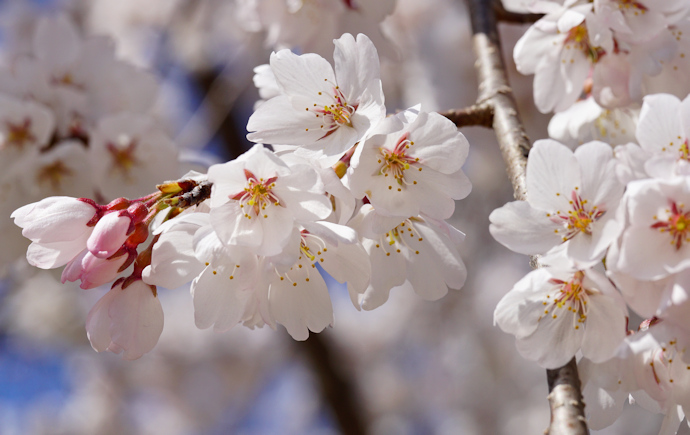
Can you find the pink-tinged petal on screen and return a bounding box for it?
[489,200,563,255]
[268,267,333,341]
[566,210,623,263]
[359,238,406,310]
[579,358,628,430]
[85,288,119,353]
[405,112,469,173]
[300,221,357,245]
[533,54,566,113]
[87,212,131,259]
[637,94,684,155]
[26,239,87,269]
[514,26,561,75]
[614,143,650,185]
[274,189,332,222]
[516,312,585,369]
[246,96,332,146]
[405,239,453,301]
[494,268,552,339]
[192,262,256,332]
[319,242,371,309]
[526,140,580,211]
[580,296,627,363]
[144,219,206,290]
[414,220,466,291]
[609,270,671,319]
[680,94,690,141]
[619,226,690,280]
[61,248,88,284]
[107,281,164,360]
[77,252,128,290]
[209,202,261,248]
[12,196,96,243]
[574,141,624,208]
[269,50,335,98]
[333,33,382,106]
[256,205,296,256]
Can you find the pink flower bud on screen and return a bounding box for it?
[85,279,163,360]
[87,212,132,258]
[127,203,149,223]
[62,249,129,289]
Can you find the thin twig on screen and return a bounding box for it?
[441,104,494,128]
[464,0,589,433]
[295,333,368,435]
[492,0,544,24]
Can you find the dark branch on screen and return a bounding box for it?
[546,358,589,435]
[295,333,368,435]
[193,69,248,160]
[492,0,544,24]
[441,104,494,128]
[464,0,589,433]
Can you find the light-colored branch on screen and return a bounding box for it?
[463,0,589,433]
[547,358,589,435]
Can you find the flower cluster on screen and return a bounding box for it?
[512,0,690,150]
[12,33,471,359]
[490,92,690,432]
[0,15,179,274]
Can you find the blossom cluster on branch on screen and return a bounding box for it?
[490,93,690,433]
[510,0,690,149]
[11,31,471,360]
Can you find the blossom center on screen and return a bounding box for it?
[564,24,604,63]
[541,271,590,328]
[377,133,420,190]
[617,0,648,14]
[107,138,139,177]
[306,84,358,139]
[651,200,690,250]
[550,190,604,242]
[36,160,72,190]
[3,119,35,149]
[371,218,424,257]
[230,169,282,219]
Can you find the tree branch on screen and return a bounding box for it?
[464,0,588,433]
[492,0,544,24]
[295,333,368,435]
[441,104,494,128]
[546,358,589,435]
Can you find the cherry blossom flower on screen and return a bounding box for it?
[548,97,638,148]
[351,205,466,310]
[208,144,332,256]
[246,33,386,163]
[494,266,628,369]
[85,279,164,360]
[634,93,690,178]
[513,1,601,113]
[489,139,624,262]
[89,112,179,201]
[615,177,690,280]
[349,107,471,220]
